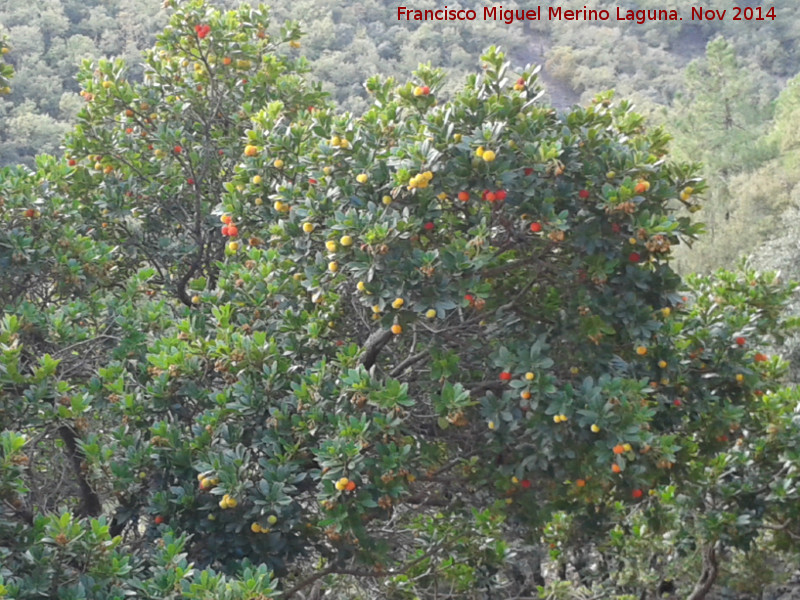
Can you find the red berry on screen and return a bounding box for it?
[521,479,531,489]
[24,209,35,218]
[754,352,767,363]
[517,77,525,86]
[611,223,621,233]
[485,192,496,202]
[421,85,430,95]
[673,399,682,407]
[154,515,165,525]
[524,168,534,176]
[68,159,77,166]
[195,24,211,39]
[495,189,507,201]
[735,337,746,346]
[423,222,434,231]
[227,225,239,237]
[187,178,194,185]
[578,189,590,199]
[458,191,470,202]
[174,145,182,154]
[221,226,230,236]
[629,252,641,263]
[464,294,474,303]
[632,489,643,499]
[308,178,317,185]
[530,222,542,233]
[499,371,512,381]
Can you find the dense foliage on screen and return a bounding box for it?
[2,2,800,599]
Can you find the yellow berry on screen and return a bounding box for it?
[525,372,535,381]
[511,476,519,484]
[623,443,632,452]
[191,295,201,305]
[591,424,600,433]
[391,324,402,335]
[392,297,404,309]
[251,522,262,533]
[335,477,349,491]
[340,235,353,247]
[488,420,496,430]
[382,195,392,205]
[629,237,638,245]
[330,136,341,147]
[274,159,284,169]
[482,150,496,162]
[636,346,647,356]
[553,415,561,423]
[658,360,667,369]
[357,281,366,292]
[252,175,262,184]
[244,144,258,157]
[323,166,333,175]
[255,197,263,205]
[325,240,338,252]
[302,222,315,233]
[228,241,239,252]
[661,307,671,317]
[356,173,368,184]
[453,133,462,142]
[372,305,381,314]
[476,146,485,157]
[328,261,338,273]
[426,309,436,319]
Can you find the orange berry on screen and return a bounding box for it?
[612,463,622,474]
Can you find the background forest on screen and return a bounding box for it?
[3,1,800,599]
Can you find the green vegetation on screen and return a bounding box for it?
[2,1,800,598]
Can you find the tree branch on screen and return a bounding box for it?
[360,328,394,370]
[59,424,102,518]
[687,542,719,600]
[284,544,440,598]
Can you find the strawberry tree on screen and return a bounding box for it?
[2,1,800,599]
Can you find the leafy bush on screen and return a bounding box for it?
[2,2,800,599]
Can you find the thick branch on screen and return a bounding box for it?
[360,328,394,370]
[59,425,102,518]
[687,543,719,600]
